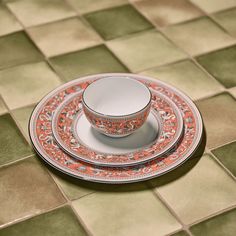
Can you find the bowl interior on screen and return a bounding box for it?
[83,76,151,116]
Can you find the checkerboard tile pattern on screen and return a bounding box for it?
[0,0,235,235]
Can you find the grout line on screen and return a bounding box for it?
[61,0,105,42]
[12,102,37,111]
[0,154,34,169]
[135,57,189,73]
[228,89,236,98]
[49,174,94,236]
[104,41,133,72]
[193,90,226,102]
[209,150,236,181]
[165,229,191,236]
[208,139,236,151]
[0,202,68,230]
[150,181,236,234]
[147,183,194,236]
[71,191,97,201]
[188,204,236,227]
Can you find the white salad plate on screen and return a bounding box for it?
[51,90,183,167]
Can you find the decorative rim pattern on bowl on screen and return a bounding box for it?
[51,90,183,167]
[29,73,203,184]
[83,101,151,136]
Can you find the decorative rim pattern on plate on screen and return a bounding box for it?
[51,90,183,167]
[29,73,203,184]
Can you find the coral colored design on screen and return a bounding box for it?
[52,91,183,166]
[30,74,202,184]
[83,102,151,136]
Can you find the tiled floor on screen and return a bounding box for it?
[0,0,235,235]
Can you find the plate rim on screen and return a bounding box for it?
[29,73,203,184]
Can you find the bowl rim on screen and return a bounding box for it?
[81,76,152,118]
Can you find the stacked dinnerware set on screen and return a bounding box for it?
[29,73,203,184]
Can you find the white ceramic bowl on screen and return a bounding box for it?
[82,76,151,137]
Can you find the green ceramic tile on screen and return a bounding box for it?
[12,104,35,140]
[0,31,43,70]
[212,141,236,176]
[0,157,65,225]
[0,114,32,166]
[190,0,236,13]
[151,154,236,224]
[0,97,7,115]
[68,0,127,14]
[0,206,86,236]
[171,231,189,236]
[107,30,187,72]
[163,17,235,56]
[50,45,128,81]
[214,8,236,37]
[72,184,181,236]
[7,0,76,27]
[0,61,61,109]
[0,3,21,36]
[190,208,236,236]
[197,46,236,88]
[134,0,203,27]
[141,60,224,100]
[28,18,102,57]
[196,93,236,148]
[85,5,153,40]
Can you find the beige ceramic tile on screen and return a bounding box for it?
[163,17,235,56]
[7,0,76,27]
[28,18,102,57]
[12,104,35,140]
[0,3,22,36]
[134,0,203,27]
[68,0,127,14]
[196,93,236,148]
[141,60,224,100]
[0,61,61,109]
[190,0,236,13]
[151,154,236,224]
[72,184,181,236]
[107,30,187,72]
[0,157,66,225]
